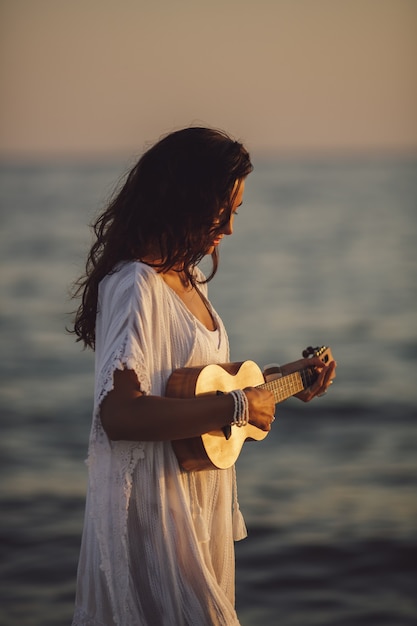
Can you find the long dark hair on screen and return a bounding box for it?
[71,127,253,349]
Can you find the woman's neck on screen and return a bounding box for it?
[159,268,191,292]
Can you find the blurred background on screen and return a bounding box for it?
[1,1,416,625]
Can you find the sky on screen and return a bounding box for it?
[1,0,416,158]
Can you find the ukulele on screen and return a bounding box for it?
[166,346,334,471]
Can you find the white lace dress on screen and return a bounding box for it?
[72,262,247,626]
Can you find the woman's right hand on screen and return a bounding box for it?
[244,387,276,431]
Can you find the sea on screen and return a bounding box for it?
[0,152,416,626]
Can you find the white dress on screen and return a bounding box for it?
[72,262,247,626]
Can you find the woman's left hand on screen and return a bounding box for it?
[281,357,337,402]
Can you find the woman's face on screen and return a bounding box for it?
[206,179,245,255]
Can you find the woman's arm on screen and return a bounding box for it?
[100,368,276,442]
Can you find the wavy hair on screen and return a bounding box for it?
[71,127,253,349]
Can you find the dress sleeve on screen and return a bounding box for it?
[94,264,156,411]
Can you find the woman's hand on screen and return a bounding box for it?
[281,356,337,402]
[244,387,276,431]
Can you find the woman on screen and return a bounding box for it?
[71,127,335,626]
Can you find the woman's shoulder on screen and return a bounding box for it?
[98,261,159,305]
[98,262,165,323]
[102,260,158,288]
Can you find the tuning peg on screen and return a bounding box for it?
[302,346,315,358]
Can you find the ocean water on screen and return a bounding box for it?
[0,154,416,625]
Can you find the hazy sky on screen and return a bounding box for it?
[1,0,416,157]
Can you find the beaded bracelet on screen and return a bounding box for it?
[229,389,249,427]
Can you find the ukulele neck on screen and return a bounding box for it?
[258,367,316,403]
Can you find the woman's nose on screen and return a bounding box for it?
[221,217,233,236]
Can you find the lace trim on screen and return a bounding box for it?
[86,428,141,622]
[89,327,151,452]
[95,331,151,420]
[85,337,151,622]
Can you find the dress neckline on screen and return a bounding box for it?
[154,266,218,332]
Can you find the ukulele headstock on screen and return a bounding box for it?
[302,345,334,365]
